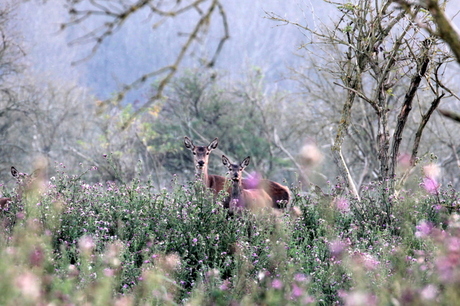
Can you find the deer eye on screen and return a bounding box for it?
[193,152,196,155]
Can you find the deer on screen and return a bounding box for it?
[221,155,272,213]
[184,136,290,209]
[184,136,228,197]
[0,166,39,209]
[184,136,291,208]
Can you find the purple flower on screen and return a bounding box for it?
[271,278,283,290]
[420,284,437,301]
[329,240,348,258]
[422,177,439,194]
[415,220,433,238]
[291,284,304,299]
[246,172,261,189]
[219,280,231,291]
[294,273,307,282]
[335,197,350,212]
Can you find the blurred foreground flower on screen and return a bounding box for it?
[422,164,441,194]
[246,171,262,189]
[415,220,433,238]
[422,177,440,194]
[79,235,95,255]
[299,140,324,167]
[15,272,41,301]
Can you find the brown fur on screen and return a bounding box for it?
[222,155,272,213]
[184,136,290,208]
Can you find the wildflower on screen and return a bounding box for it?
[299,140,324,167]
[103,268,115,277]
[206,269,220,279]
[329,240,348,258]
[422,177,439,194]
[398,153,412,170]
[420,284,437,301]
[246,172,262,189]
[291,284,304,299]
[415,220,433,238]
[423,164,441,179]
[271,278,283,290]
[335,197,350,212]
[343,290,377,306]
[352,252,380,270]
[422,164,441,194]
[29,246,44,267]
[114,296,134,306]
[449,214,460,229]
[294,273,308,283]
[219,279,231,291]
[15,272,41,301]
[79,235,95,255]
[155,253,181,272]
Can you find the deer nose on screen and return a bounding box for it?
[197,161,205,167]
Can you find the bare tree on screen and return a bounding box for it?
[61,0,229,129]
[267,0,458,203]
[395,0,460,64]
[0,2,27,173]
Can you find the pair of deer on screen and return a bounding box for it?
[184,137,290,213]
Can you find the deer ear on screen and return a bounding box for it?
[11,166,18,178]
[208,138,218,150]
[184,137,194,150]
[222,155,230,167]
[241,156,251,168]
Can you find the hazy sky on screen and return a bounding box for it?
[14,1,460,102]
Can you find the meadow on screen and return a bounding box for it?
[0,161,459,306]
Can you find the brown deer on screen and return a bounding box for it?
[184,136,227,197]
[0,167,39,209]
[222,155,272,213]
[184,136,291,208]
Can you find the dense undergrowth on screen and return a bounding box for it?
[0,162,459,305]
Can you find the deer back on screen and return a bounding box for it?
[241,178,290,209]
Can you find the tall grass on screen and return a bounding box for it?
[0,163,459,305]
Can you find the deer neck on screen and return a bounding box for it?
[230,179,242,201]
[196,164,210,186]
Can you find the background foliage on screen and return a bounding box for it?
[1,1,460,304]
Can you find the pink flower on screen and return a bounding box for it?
[335,197,350,212]
[79,235,95,254]
[398,153,412,170]
[294,273,308,282]
[291,284,304,299]
[271,278,283,289]
[219,280,231,291]
[415,220,433,238]
[246,172,261,189]
[329,239,348,258]
[420,284,437,301]
[422,164,441,194]
[422,177,439,194]
[15,272,41,300]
